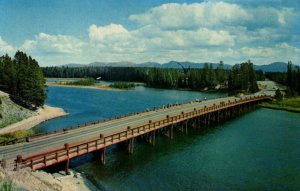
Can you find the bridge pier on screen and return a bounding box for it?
[197,117,201,128]
[177,120,188,134]
[149,131,156,146]
[65,158,70,175]
[165,125,174,139]
[100,147,106,165]
[64,143,70,175]
[128,138,134,154]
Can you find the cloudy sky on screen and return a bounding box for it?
[0,0,299,66]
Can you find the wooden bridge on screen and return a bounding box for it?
[0,95,271,173]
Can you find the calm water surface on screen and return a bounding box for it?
[34,85,223,132]
[35,85,300,191]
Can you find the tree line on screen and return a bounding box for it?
[266,61,300,96]
[43,61,262,93]
[228,60,260,93]
[0,51,46,108]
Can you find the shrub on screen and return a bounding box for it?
[0,181,16,191]
[275,89,283,101]
[67,78,96,86]
[109,82,135,89]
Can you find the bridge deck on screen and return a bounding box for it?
[0,95,270,170]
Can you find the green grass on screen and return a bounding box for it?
[261,97,300,113]
[0,130,33,143]
[65,78,96,86]
[0,181,17,191]
[109,82,135,90]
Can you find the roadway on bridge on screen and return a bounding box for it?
[0,95,253,162]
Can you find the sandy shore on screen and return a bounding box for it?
[0,105,68,135]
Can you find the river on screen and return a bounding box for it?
[34,85,300,191]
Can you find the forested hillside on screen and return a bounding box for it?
[0,51,46,108]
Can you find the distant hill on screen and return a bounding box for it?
[161,61,232,69]
[62,61,232,69]
[254,62,288,72]
[89,61,136,67]
[62,63,84,67]
[61,61,296,72]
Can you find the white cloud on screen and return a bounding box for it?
[0,36,15,55]
[88,24,129,42]
[1,1,299,66]
[130,2,252,30]
[35,33,84,54]
[21,40,37,50]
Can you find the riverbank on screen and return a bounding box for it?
[0,105,67,135]
[0,168,98,191]
[260,97,300,113]
[0,91,68,135]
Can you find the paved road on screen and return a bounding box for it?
[0,95,262,162]
[256,80,286,97]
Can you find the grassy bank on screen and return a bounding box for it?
[109,82,135,90]
[261,97,300,113]
[0,95,37,129]
[65,78,96,86]
[0,129,33,143]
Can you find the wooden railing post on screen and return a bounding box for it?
[1,159,6,168]
[16,155,22,170]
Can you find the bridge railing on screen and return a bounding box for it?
[18,95,271,170]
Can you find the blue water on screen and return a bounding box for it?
[34,86,224,133]
[35,85,300,190]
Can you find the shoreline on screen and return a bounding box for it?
[0,105,68,135]
[260,102,300,113]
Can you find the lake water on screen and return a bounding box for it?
[35,85,300,191]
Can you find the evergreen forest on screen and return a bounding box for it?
[43,61,262,93]
[0,51,46,108]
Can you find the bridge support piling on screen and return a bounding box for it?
[197,117,201,128]
[149,131,156,146]
[165,125,174,139]
[65,158,70,175]
[64,143,70,175]
[128,139,134,154]
[100,147,106,165]
[184,120,189,135]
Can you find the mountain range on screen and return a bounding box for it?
[61,61,297,72]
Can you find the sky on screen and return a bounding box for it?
[0,0,299,66]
